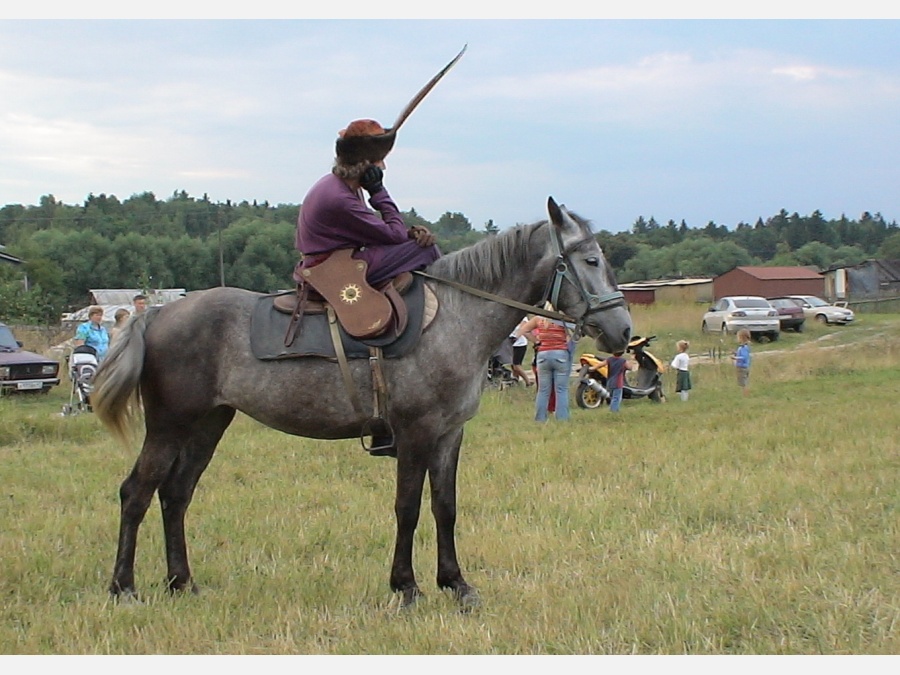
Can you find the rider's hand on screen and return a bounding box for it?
[359,165,384,195]
[408,225,436,248]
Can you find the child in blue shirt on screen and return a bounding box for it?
[730,329,751,396]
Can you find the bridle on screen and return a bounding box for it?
[539,225,626,336]
[415,224,625,337]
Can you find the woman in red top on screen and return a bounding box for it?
[515,315,571,422]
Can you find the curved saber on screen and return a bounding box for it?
[388,44,467,133]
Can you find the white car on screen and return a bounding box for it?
[701,296,780,341]
[784,295,855,325]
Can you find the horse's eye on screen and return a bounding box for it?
[585,257,600,267]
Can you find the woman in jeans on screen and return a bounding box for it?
[516,314,571,422]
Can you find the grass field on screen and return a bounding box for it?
[1,307,898,654]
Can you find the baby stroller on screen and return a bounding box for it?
[62,345,99,415]
[486,339,518,390]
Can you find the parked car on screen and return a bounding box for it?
[701,296,780,341]
[0,322,60,394]
[767,297,806,332]
[784,295,855,325]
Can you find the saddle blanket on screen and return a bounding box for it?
[250,273,427,361]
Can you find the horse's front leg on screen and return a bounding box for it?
[428,427,479,610]
[390,448,429,607]
[157,408,235,595]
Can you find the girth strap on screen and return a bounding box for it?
[327,306,363,415]
[361,346,394,452]
[326,306,394,452]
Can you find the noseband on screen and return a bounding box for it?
[540,226,625,336]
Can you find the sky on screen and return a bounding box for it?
[1,7,899,234]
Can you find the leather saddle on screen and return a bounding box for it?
[274,248,411,344]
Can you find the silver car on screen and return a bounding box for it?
[785,295,855,325]
[701,296,780,341]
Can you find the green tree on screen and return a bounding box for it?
[831,245,867,267]
[0,264,62,323]
[400,208,434,230]
[218,218,296,292]
[877,231,900,259]
[434,211,472,237]
[806,209,838,247]
[792,241,834,270]
[768,242,798,266]
[595,231,639,270]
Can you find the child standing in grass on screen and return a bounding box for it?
[731,329,752,396]
[671,339,691,401]
[600,350,632,413]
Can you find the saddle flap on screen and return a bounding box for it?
[300,249,393,339]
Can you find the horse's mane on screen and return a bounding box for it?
[429,211,594,288]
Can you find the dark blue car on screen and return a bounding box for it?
[0,322,60,394]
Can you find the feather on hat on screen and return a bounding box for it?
[334,45,466,164]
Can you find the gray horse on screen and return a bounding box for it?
[92,196,632,609]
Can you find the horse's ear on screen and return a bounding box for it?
[547,197,564,226]
[547,197,573,230]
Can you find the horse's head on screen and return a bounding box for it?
[544,196,632,354]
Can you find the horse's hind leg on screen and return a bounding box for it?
[428,427,478,609]
[110,436,182,597]
[109,406,235,598]
[158,406,236,594]
[390,449,429,607]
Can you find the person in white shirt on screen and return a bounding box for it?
[510,317,535,386]
[670,339,692,401]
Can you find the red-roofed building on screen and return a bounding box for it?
[713,266,824,300]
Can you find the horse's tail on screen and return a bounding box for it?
[92,309,155,446]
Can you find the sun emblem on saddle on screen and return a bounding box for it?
[339,283,362,304]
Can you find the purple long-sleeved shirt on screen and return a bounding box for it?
[293,172,440,286]
[296,173,407,254]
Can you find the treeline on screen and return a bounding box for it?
[599,210,900,284]
[1,191,899,325]
[0,191,486,323]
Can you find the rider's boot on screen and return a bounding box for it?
[368,436,397,457]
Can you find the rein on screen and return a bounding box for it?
[412,270,575,323]
[414,227,625,332]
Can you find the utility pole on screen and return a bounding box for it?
[218,205,226,287]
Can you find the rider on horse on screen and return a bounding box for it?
[293,118,441,288]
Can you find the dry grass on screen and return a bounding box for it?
[0,308,897,654]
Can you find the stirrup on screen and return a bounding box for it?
[361,417,396,457]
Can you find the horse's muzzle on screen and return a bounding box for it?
[585,306,632,354]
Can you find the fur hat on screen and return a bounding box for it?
[335,119,396,165]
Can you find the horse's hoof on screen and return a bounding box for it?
[111,589,143,605]
[454,585,480,612]
[167,578,200,595]
[399,587,423,609]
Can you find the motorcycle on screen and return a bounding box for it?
[575,335,667,408]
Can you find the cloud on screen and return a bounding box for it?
[455,46,900,130]
[1,20,898,231]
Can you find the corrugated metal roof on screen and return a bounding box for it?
[89,288,186,304]
[876,259,900,280]
[826,259,900,281]
[734,266,822,280]
[619,278,713,289]
[63,288,187,328]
